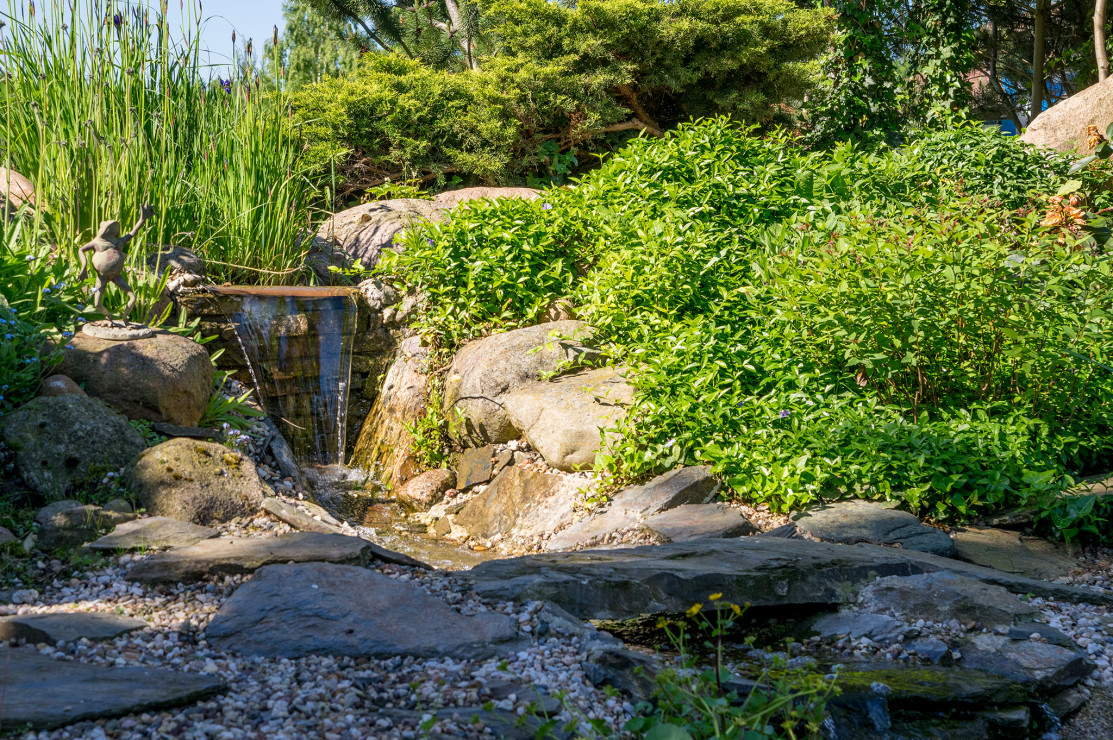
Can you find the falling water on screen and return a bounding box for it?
[213,286,357,466]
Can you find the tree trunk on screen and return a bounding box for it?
[1098,0,1110,82]
[1031,0,1049,120]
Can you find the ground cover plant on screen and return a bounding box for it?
[0,0,317,285]
[381,117,1113,541]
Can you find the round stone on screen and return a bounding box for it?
[81,321,154,341]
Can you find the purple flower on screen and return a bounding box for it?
[112,12,123,29]
[542,202,552,211]
[778,409,791,419]
[425,237,435,247]
[218,77,232,95]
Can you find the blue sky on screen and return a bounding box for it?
[190,0,286,67]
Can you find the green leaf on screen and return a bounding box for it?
[1055,180,1083,196]
[1068,156,1098,174]
[646,725,694,740]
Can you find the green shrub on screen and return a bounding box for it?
[381,117,1113,534]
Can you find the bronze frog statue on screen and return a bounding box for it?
[76,204,154,326]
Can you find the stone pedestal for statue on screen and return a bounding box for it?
[81,321,154,341]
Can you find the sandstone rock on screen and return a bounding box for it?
[793,500,956,557]
[86,516,219,551]
[350,337,429,491]
[1019,77,1113,153]
[126,531,424,584]
[206,562,524,659]
[443,321,602,445]
[857,572,1039,628]
[456,466,591,542]
[503,366,633,472]
[431,187,541,207]
[1,394,145,498]
[456,445,495,490]
[127,439,265,525]
[38,374,84,397]
[36,500,136,551]
[57,330,214,427]
[544,466,719,551]
[313,199,448,277]
[260,497,345,534]
[642,503,755,543]
[0,167,34,213]
[953,526,1077,581]
[461,537,1110,621]
[395,469,455,511]
[0,612,146,645]
[959,633,1093,693]
[1,646,224,730]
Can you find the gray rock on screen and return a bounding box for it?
[260,497,345,535]
[125,531,424,584]
[456,445,495,490]
[127,438,265,525]
[144,245,205,277]
[431,187,541,207]
[0,612,146,645]
[953,526,1077,581]
[1,394,145,498]
[57,330,214,427]
[460,537,1111,621]
[101,498,133,514]
[206,562,524,659]
[312,199,448,279]
[356,277,400,312]
[503,366,632,472]
[0,526,16,546]
[86,516,218,551]
[395,469,455,511]
[0,646,224,730]
[582,645,659,704]
[456,466,592,542]
[544,466,719,551]
[1019,76,1113,153]
[36,500,136,551]
[906,637,950,663]
[1047,684,1090,719]
[858,572,1040,628]
[808,612,907,643]
[642,503,756,542]
[1007,622,1076,648]
[959,633,1093,693]
[443,321,601,445]
[793,500,956,556]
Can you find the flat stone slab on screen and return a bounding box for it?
[959,633,1093,694]
[953,526,1077,581]
[0,613,147,645]
[126,531,425,584]
[206,562,525,659]
[858,572,1040,628]
[260,497,345,535]
[461,537,1112,621]
[643,503,757,542]
[793,500,956,556]
[86,517,219,552]
[0,646,224,730]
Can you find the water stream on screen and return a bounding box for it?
[215,286,357,466]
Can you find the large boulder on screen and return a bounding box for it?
[1019,77,1113,153]
[0,167,34,215]
[35,500,136,550]
[57,330,214,427]
[502,366,634,472]
[455,465,592,543]
[126,438,265,525]
[442,321,602,446]
[432,187,541,207]
[350,336,430,491]
[311,199,448,279]
[792,499,956,557]
[206,562,524,659]
[1,394,145,497]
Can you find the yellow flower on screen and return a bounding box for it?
[730,603,743,616]
[709,593,723,601]
[686,603,703,617]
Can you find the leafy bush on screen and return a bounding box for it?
[289,0,832,189]
[0,1,317,284]
[382,117,1113,532]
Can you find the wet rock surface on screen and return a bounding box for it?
[456,466,592,543]
[1,394,145,498]
[394,468,455,511]
[793,499,957,556]
[207,562,525,659]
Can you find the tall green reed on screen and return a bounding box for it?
[0,0,316,286]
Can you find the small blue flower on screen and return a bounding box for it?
[65,344,74,350]
[42,288,50,294]
[4,334,12,340]
[425,237,435,247]
[76,317,87,324]
[542,202,552,211]
[778,409,791,419]
[25,255,34,262]
[61,331,73,339]
[1,385,7,391]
